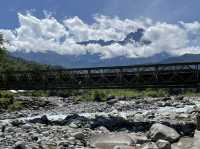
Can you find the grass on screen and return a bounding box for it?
[76,88,169,101]
[19,90,49,97]
[182,88,200,97]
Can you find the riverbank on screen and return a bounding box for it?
[0,95,200,148]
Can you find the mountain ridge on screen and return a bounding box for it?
[0,49,59,72]
[77,28,151,46]
[8,28,200,68]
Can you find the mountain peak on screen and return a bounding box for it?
[124,28,145,43]
[77,28,151,46]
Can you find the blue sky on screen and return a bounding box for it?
[1,0,200,59]
[1,0,200,29]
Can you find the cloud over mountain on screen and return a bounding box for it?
[1,13,200,59]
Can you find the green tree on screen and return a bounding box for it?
[0,33,3,46]
[0,33,52,72]
[0,33,6,56]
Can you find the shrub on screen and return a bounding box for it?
[0,91,14,99]
[8,101,24,111]
[0,98,13,109]
[142,88,168,97]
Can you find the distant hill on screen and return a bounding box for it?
[0,48,57,72]
[12,51,170,68]
[161,54,200,64]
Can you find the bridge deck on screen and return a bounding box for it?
[0,62,200,90]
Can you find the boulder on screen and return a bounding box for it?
[13,141,27,149]
[91,115,130,131]
[161,97,171,102]
[174,96,184,101]
[21,123,32,130]
[128,133,149,144]
[95,126,110,133]
[11,119,26,127]
[196,112,200,131]
[40,115,51,125]
[156,140,171,149]
[141,142,158,149]
[71,132,85,140]
[29,115,51,125]
[162,121,196,137]
[148,123,180,143]
[63,114,90,128]
[90,133,136,149]
[1,124,6,132]
[107,98,119,105]
[171,137,194,149]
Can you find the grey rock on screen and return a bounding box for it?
[1,124,6,132]
[96,126,110,133]
[128,133,149,144]
[13,141,27,149]
[69,122,79,128]
[71,132,85,140]
[148,123,180,143]
[29,115,51,125]
[171,137,193,149]
[90,133,136,149]
[6,127,15,133]
[11,119,25,126]
[142,142,158,149]
[156,140,171,149]
[113,145,135,149]
[174,96,184,101]
[196,112,200,131]
[21,124,32,130]
[107,98,119,105]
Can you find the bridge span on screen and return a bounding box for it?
[0,62,200,90]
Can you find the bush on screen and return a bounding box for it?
[8,101,24,111]
[77,90,107,102]
[142,88,168,97]
[0,91,25,111]
[0,91,14,99]
[0,98,13,109]
[48,90,80,98]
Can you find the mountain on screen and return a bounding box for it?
[12,28,199,68]
[10,51,200,69]
[0,49,56,72]
[11,51,170,68]
[10,28,159,68]
[77,28,151,46]
[161,54,200,63]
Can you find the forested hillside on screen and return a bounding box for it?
[0,34,56,72]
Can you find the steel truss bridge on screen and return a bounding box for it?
[0,62,200,90]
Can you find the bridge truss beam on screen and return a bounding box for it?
[0,62,200,90]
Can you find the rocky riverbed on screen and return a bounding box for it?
[1,95,200,149]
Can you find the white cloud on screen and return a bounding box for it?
[180,21,200,34]
[1,13,200,59]
[143,22,189,55]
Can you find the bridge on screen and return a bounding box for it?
[0,62,200,90]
